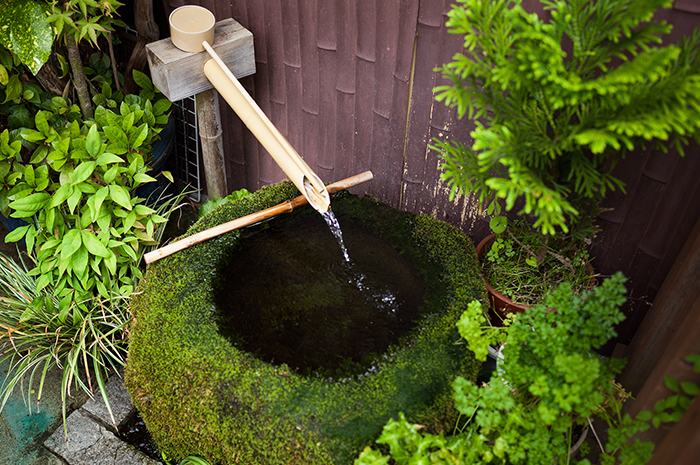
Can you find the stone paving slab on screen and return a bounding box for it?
[44,409,160,465]
[81,372,134,428]
[43,373,161,465]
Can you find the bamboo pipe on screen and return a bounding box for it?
[201,41,330,213]
[144,170,373,264]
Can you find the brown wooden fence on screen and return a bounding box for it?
[155,0,700,349]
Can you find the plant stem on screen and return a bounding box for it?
[587,416,604,453]
[65,33,93,119]
[107,32,121,92]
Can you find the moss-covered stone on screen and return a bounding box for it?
[125,182,486,465]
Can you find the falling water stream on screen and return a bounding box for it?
[321,208,350,262]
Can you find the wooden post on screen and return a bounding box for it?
[196,88,227,198]
[621,214,700,456]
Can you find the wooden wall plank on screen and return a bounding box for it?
[318,48,338,171]
[352,57,375,178]
[374,0,400,119]
[317,0,336,50]
[395,0,419,82]
[418,0,443,27]
[401,21,439,187]
[246,0,267,62]
[336,0,357,94]
[302,108,319,173]
[263,0,286,104]
[299,0,319,113]
[281,0,301,67]
[356,0,376,62]
[335,91,356,182]
[284,65,304,159]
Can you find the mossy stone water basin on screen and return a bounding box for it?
[125,182,486,465]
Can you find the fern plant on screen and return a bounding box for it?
[434,0,700,234]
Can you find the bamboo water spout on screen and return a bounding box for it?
[169,6,330,213]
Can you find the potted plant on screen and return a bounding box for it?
[0,0,182,427]
[355,273,669,464]
[431,0,700,312]
[476,215,594,318]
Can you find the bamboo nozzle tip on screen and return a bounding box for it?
[303,177,330,213]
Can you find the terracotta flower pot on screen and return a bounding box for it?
[475,234,530,320]
[475,233,596,321]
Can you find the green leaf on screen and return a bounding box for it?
[71,161,97,185]
[490,216,507,234]
[60,229,82,259]
[133,172,156,184]
[2,74,22,103]
[96,152,124,166]
[67,187,82,213]
[681,382,699,397]
[49,184,74,208]
[4,224,30,243]
[103,165,119,183]
[91,186,109,216]
[161,170,174,183]
[86,124,102,157]
[132,70,153,91]
[123,210,136,233]
[35,111,49,134]
[72,245,89,276]
[80,230,110,258]
[152,99,171,116]
[665,376,680,393]
[130,123,149,149]
[0,0,54,74]
[9,192,50,213]
[109,185,132,210]
[24,164,35,186]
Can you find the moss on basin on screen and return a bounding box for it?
[125,181,486,465]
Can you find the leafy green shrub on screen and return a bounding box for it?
[434,0,700,234]
[356,273,663,465]
[0,62,182,427]
[1,71,172,303]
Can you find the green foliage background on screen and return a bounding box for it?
[435,0,700,234]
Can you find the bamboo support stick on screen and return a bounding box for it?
[144,171,373,264]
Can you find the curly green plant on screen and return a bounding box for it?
[434,0,700,234]
[356,273,663,465]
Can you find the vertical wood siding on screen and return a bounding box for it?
[159,0,700,347]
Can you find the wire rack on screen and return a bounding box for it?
[170,96,203,202]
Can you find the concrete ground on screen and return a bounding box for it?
[0,354,76,464]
